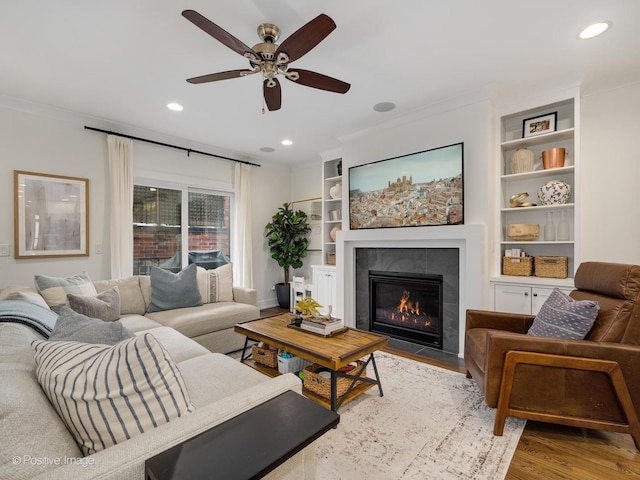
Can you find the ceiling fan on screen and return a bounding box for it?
[181,10,350,111]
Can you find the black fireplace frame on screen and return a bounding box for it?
[368,270,444,349]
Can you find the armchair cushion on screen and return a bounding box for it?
[527,288,599,340]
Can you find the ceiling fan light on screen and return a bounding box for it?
[578,21,611,39]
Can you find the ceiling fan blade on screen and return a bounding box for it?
[182,10,257,59]
[276,14,336,63]
[287,69,350,94]
[187,70,253,84]
[263,78,282,111]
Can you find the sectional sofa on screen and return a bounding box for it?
[0,269,316,479]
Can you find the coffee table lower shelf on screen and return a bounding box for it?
[242,358,376,410]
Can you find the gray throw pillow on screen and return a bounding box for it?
[49,306,134,345]
[147,264,203,313]
[67,286,121,321]
[527,288,599,340]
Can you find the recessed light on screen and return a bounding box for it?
[373,102,396,113]
[281,139,293,146]
[167,102,184,111]
[260,147,275,153]
[578,21,611,39]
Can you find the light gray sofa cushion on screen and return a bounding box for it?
[67,286,121,322]
[145,302,259,338]
[34,271,97,311]
[94,276,147,315]
[147,265,203,313]
[48,306,134,344]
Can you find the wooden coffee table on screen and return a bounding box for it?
[235,314,388,411]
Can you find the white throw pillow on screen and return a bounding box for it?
[208,263,234,303]
[32,333,194,455]
[34,271,97,311]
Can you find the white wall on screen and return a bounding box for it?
[580,81,640,264]
[340,96,493,269]
[0,99,292,309]
[0,104,109,285]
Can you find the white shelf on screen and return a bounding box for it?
[325,175,342,183]
[494,96,579,289]
[501,128,575,150]
[500,203,575,213]
[501,241,574,245]
[322,158,343,266]
[501,166,574,182]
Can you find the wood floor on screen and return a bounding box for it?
[259,307,640,478]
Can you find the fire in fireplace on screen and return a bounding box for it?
[369,270,443,348]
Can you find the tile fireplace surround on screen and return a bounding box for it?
[336,224,485,357]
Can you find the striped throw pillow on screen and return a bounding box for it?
[34,271,97,311]
[32,333,194,455]
[208,263,234,303]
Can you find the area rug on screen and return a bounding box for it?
[312,351,525,480]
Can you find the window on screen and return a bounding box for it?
[133,184,231,275]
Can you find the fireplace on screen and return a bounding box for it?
[369,270,444,348]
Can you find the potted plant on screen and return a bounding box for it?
[265,203,311,309]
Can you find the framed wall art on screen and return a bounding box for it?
[522,112,557,138]
[14,171,89,258]
[349,142,464,230]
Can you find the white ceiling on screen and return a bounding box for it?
[1,1,639,166]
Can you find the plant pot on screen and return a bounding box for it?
[275,283,290,309]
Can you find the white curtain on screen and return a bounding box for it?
[107,135,133,279]
[232,163,253,288]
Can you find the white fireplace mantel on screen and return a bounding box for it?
[335,224,485,356]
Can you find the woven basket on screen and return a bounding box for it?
[534,256,568,278]
[252,345,278,368]
[503,256,533,276]
[303,361,366,399]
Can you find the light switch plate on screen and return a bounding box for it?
[0,244,9,257]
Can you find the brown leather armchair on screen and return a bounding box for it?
[464,262,640,449]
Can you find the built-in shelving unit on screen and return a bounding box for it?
[492,96,580,308]
[321,159,342,266]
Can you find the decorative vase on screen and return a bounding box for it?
[544,211,556,241]
[509,148,534,174]
[329,183,342,199]
[537,180,571,205]
[329,225,341,242]
[337,161,342,176]
[557,210,570,241]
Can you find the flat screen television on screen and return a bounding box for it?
[348,142,463,229]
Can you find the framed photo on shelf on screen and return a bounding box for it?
[522,112,557,138]
[14,170,89,258]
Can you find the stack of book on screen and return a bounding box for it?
[299,316,344,335]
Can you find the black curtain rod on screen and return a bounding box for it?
[84,126,261,167]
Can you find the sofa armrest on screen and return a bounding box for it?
[482,330,640,407]
[32,373,302,480]
[233,286,257,306]
[466,309,534,334]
